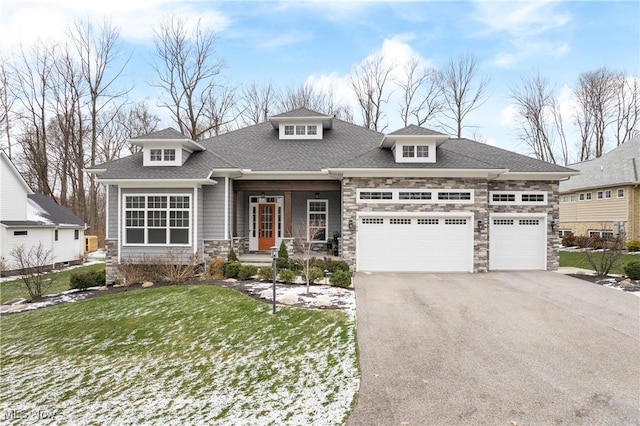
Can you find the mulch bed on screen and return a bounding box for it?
[568,274,640,292]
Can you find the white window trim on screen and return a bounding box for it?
[144,146,181,166]
[122,193,192,247]
[489,191,547,206]
[279,123,323,140]
[356,188,474,204]
[394,142,436,163]
[307,199,328,242]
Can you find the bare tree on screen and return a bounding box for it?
[11,41,57,198]
[0,57,15,158]
[294,223,326,295]
[350,54,394,131]
[68,19,129,236]
[10,242,56,300]
[509,73,568,164]
[438,54,489,138]
[396,57,443,127]
[573,67,619,159]
[613,74,639,145]
[238,81,277,125]
[100,101,160,159]
[152,16,228,140]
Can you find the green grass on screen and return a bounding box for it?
[0,285,358,424]
[559,251,639,274]
[0,264,105,304]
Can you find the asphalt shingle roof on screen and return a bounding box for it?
[131,128,192,140]
[559,136,640,192]
[388,125,447,136]
[270,108,330,118]
[27,194,85,227]
[92,109,576,179]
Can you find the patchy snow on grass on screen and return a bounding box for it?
[0,286,359,425]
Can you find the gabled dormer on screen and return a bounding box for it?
[268,108,333,140]
[380,125,449,163]
[129,128,206,167]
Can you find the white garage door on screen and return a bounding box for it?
[489,215,546,270]
[356,214,473,272]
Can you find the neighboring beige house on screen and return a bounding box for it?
[559,136,640,241]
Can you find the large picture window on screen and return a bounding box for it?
[124,194,191,245]
[307,200,328,242]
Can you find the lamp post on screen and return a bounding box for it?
[270,246,278,315]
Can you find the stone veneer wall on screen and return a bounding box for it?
[341,178,560,272]
[341,177,490,272]
[105,239,118,284]
[488,180,558,270]
[203,239,231,263]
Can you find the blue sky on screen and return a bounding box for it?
[1,0,638,159]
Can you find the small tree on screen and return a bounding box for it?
[585,235,625,276]
[10,242,56,300]
[294,222,326,295]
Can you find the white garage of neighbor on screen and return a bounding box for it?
[356,213,474,272]
[489,213,547,271]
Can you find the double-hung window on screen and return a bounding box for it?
[124,195,191,245]
[307,200,327,242]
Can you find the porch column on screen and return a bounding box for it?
[284,191,292,237]
[232,190,239,237]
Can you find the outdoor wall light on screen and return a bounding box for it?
[550,219,559,232]
[348,219,354,230]
[315,192,320,199]
[477,220,484,232]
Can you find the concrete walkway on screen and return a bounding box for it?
[348,271,640,425]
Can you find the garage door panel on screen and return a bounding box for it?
[357,215,472,272]
[489,216,546,270]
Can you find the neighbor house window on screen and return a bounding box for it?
[284,125,294,135]
[74,230,79,240]
[54,230,58,241]
[150,149,162,161]
[13,230,27,236]
[617,188,625,198]
[597,191,603,199]
[579,193,585,201]
[124,195,191,245]
[585,192,592,200]
[307,200,327,242]
[605,190,612,199]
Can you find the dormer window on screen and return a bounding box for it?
[402,146,415,158]
[416,145,429,157]
[151,149,162,161]
[278,123,323,139]
[380,125,448,164]
[150,148,177,163]
[394,143,435,163]
[129,127,205,167]
[164,149,176,161]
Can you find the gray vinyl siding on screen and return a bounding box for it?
[108,185,118,239]
[291,191,341,240]
[119,187,198,261]
[202,183,226,239]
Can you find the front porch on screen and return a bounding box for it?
[231,180,343,258]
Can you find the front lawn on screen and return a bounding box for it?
[559,251,639,275]
[0,264,105,304]
[0,285,358,425]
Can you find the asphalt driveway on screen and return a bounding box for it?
[348,271,640,425]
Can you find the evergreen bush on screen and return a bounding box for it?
[223,261,241,278]
[623,261,640,280]
[278,268,296,284]
[70,269,106,290]
[238,265,258,280]
[330,270,351,288]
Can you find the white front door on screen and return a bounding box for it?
[489,214,547,270]
[356,213,474,272]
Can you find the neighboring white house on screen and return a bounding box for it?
[0,150,86,274]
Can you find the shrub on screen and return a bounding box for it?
[278,268,296,284]
[259,266,273,281]
[303,266,324,284]
[118,258,161,286]
[330,270,351,288]
[278,240,289,260]
[327,260,350,273]
[626,240,640,252]
[574,235,590,249]
[70,269,106,290]
[208,258,225,279]
[223,261,241,278]
[624,261,640,280]
[276,258,290,270]
[588,234,603,249]
[289,259,304,275]
[160,250,200,283]
[561,233,576,247]
[228,248,238,262]
[311,258,327,271]
[238,265,258,280]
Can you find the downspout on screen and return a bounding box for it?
[224,177,230,241]
[117,186,121,264]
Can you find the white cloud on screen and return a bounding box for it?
[0,0,230,48]
[500,104,519,128]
